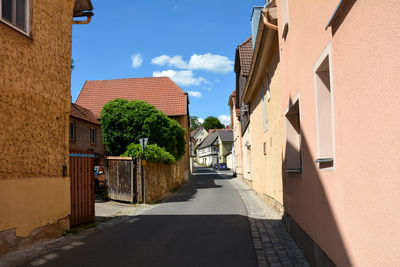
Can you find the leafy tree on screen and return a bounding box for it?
[202,116,225,131]
[122,143,176,165]
[190,116,201,131]
[100,99,185,159]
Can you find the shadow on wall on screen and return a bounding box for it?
[331,0,357,36]
[281,97,351,266]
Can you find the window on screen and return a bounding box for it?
[262,74,270,132]
[0,0,30,35]
[281,0,289,39]
[285,98,302,172]
[90,128,96,144]
[314,43,335,169]
[69,121,76,140]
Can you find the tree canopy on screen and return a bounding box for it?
[100,99,185,159]
[202,116,225,131]
[190,116,202,131]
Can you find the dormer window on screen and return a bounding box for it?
[1,0,30,35]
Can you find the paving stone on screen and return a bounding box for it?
[229,177,310,267]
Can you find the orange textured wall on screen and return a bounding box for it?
[0,0,75,239]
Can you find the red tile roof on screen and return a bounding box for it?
[76,77,188,118]
[70,103,99,125]
[238,37,253,77]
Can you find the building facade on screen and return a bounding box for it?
[69,103,105,165]
[276,0,400,266]
[242,5,284,214]
[228,91,243,177]
[0,0,93,254]
[234,37,253,182]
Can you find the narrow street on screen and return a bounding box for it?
[21,167,257,267]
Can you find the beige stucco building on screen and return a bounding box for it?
[241,5,284,213]
[0,0,93,254]
[228,91,243,177]
[276,0,400,266]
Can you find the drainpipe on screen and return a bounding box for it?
[73,11,94,24]
[262,0,278,31]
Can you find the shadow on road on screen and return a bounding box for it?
[161,166,226,204]
[21,214,257,267]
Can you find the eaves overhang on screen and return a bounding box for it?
[242,7,278,105]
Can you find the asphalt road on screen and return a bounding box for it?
[23,167,257,267]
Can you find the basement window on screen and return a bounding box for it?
[0,0,30,35]
[285,99,302,173]
[314,43,335,169]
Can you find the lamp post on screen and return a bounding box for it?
[139,138,148,203]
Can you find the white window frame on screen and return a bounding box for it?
[313,42,336,170]
[0,0,31,36]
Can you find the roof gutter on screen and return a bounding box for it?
[73,0,94,24]
[242,5,278,104]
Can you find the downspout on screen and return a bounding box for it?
[263,0,278,31]
[73,11,94,24]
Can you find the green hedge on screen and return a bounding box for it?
[122,143,176,165]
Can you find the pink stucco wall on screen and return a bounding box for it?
[278,0,400,266]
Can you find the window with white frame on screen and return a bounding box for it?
[314,43,335,169]
[262,74,270,132]
[281,0,289,39]
[90,128,97,144]
[285,99,302,172]
[0,0,30,34]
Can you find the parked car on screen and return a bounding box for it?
[94,166,106,191]
[214,163,228,171]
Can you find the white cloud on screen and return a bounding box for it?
[151,53,234,73]
[131,53,143,68]
[152,55,187,69]
[189,53,233,73]
[198,118,204,124]
[152,70,208,87]
[219,115,231,125]
[188,91,203,98]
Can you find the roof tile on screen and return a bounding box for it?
[76,77,188,118]
[70,103,99,125]
[238,37,253,77]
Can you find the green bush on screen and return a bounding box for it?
[100,99,185,159]
[122,143,176,165]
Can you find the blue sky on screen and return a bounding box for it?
[72,0,263,125]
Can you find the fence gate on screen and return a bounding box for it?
[106,156,141,203]
[69,150,95,226]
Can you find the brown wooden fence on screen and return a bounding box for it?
[106,156,142,203]
[69,150,95,226]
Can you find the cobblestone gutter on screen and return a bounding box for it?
[229,177,310,267]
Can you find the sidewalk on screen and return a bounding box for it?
[225,174,310,267]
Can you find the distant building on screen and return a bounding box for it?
[197,129,233,166]
[69,103,105,165]
[76,77,190,180]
